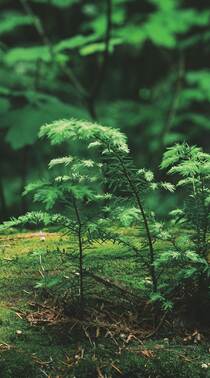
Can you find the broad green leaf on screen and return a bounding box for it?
[55,34,98,52]
[80,38,122,56]
[5,46,52,64]
[0,12,33,35]
[4,96,88,149]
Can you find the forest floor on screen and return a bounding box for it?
[0,231,209,377]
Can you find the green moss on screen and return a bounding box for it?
[115,351,209,378]
[0,351,40,378]
[73,358,98,378]
[0,232,209,377]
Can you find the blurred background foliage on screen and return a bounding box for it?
[0,0,210,220]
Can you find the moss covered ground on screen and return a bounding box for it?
[0,231,209,377]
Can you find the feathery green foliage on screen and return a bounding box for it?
[161,143,210,310]
[3,120,117,306]
[48,119,187,311]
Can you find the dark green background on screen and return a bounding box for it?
[1,0,210,220]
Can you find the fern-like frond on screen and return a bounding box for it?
[49,156,74,168]
[39,118,129,154]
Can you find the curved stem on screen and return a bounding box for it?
[115,154,157,292]
[72,199,84,306]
